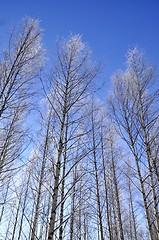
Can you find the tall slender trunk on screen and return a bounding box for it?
[28,198,36,240]
[111,186,119,240]
[47,79,68,240]
[17,172,31,240]
[125,117,154,240]
[110,142,124,240]
[59,115,68,240]
[101,131,112,240]
[143,136,159,238]
[131,142,154,240]
[31,112,51,240]
[11,191,22,240]
[92,112,104,240]
[128,179,138,240]
[128,200,133,240]
[69,168,76,240]
[78,179,82,240]
[0,179,10,223]
[84,211,88,240]
[45,190,52,240]
[139,96,159,238]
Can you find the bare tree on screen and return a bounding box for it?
[90,105,104,240]
[109,48,159,240]
[45,34,99,240]
[30,110,52,240]
[0,17,43,118]
[0,17,44,181]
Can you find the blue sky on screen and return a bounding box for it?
[0,0,159,95]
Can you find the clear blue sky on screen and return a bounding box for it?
[0,0,159,95]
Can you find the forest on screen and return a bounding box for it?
[0,17,159,240]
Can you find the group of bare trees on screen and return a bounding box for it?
[0,18,158,240]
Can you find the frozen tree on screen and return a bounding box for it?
[0,17,44,180]
[45,34,99,240]
[109,48,159,240]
